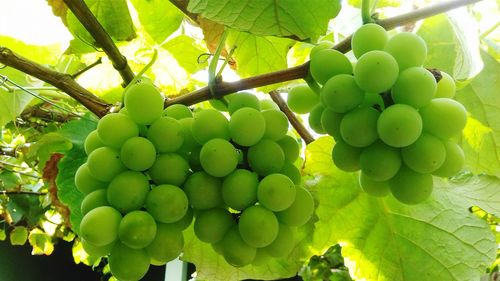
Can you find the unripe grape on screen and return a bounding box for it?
[222,169,259,211]
[87,147,126,182]
[280,162,302,185]
[146,184,189,223]
[262,224,294,258]
[172,207,194,231]
[389,166,433,205]
[435,71,456,98]
[257,174,296,212]
[200,138,238,177]
[178,117,199,152]
[351,23,389,58]
[124,81,164,125]
[377,104,422,147]
[75,163,108,194]
[310,49,353,85]
[340,107,380,147]
[275,186,314,227]
[221,226,256,267]
[248,139,285,176]
[321,74,364,113]
[191,109,230,144]
[239,205,279,248]
[310,41,334,58]
[84,130,104,155]
[145,223,184,265]
[80,206,122,246]
[81,239,114,258]
[361,92,385,110]
[321,109,343,139]
[359,173,390,197]
[262,110,289,141]
[287,85,319,114]
[227,92,260,114]
[402,133,446,173]
[277,135,300,163]
[354,50,399,93]
[107,171,150,213]
[120,137,156,171]
[419,98,467,139]
[332,140,362,172]
[260,99,279,111]
[81,189,108,215]
[229,108,266,146]
[118,210,157,249]
[309,104,326,134]
[391,67,436,108]
[183,171,223,210]
[385,32,427,71]
[432,141,465,177]
[360,141,402,181]
[149,153,189,186]
[97,113,139,149]
[109,242,150,281]
[163,104,192,120]
[194,208,234,243]
[147,117,184,153]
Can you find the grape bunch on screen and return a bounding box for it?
[289,24,466,205]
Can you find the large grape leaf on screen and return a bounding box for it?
[162,35,209,74]
[456,51,500,177]
[0,35,62,65]
[0,69,35,128]
[188,0,341,40]
[305,137,497,281]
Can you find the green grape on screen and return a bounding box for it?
[321,109,343,139]
[287,85,319,114]
[402,133,446,173]
[194,208,234,243]
[332,140,362,172]
[183,171,223,210]
[353,50,399,93]
[191,109,230,144]
[351,23,389,59]
[391,67,436,108]
[340,107,380,147]
[385,32,427,71]
[81,189,108,215]
[145,184,188,223]
[118,210,157,249]
[419,98,467,139]
[247,139,285,176]
[359,173,390,197]
[97,113,139,149]
[435,71,456,98]
[147,117,184,153]
[80,206,122,246]
[86,147,126,182]
[252,248,273,266]
[280,162,302,185]
[238,205,279,248]
[145,223,184,265]
[260,99,279,111]
[433,141,465,177]
[107,171,150,213]
[309,103,326,134]
[227,92,260,114]
[120,137,156,171]
[389,166,433,205]
[222,169,259,211]
[109,242,150,281]
[74,163,108,194]
[81,239,114,257]
[321,74,364,113]
[189,146,202,172]
[360,141,402,181]
[163,104,193,120]
[172,207,194,230]
[178,117,199,152]
[277,135,300,163]
[310,41,335,58]
[310,49,353,85]
[149,153,190,186]
[209,98,229,112]
[257,174,296,212]
[262,109,289,141]
[275,186,314,227]
[377,104,422,147]
[124,80,164,125]
[200,138,238,177]
[262,224,294,257]
[361,92,385,110]
[229,108,266,146]
[221,226,256,267]
[84,130,104,155]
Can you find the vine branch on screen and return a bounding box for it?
[0,190,47,196]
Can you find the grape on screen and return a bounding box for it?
[280,162,302,185]
[97,113,139,149]
[209,98,229,112]
[227,92,260,114]
[229,108,266,146]
[389,166,433,205]
[401,133,446,173]
[277,135,300,163]
[172,207,194,231]
[359,173,390,197]
[433,141,465,177]
[145,223,184,265]
[252,248,272,266]
[124,81,164,125]
[310,41,334,58]
[178,117,199,152]
[262,224,294,257]
[148,153,189,186]
[257,174,296,211]
[310,49,353,85]
[75,163,108,194]
[287,85,319,114]
[247,139,285,176]
[86,147,126,182]
[107,171,150,213]
[260,99,279,111]
[183,171,223,210]
[163,104,192,120]
[354,50,399,93]
[275,186,314,227]
[80,206,122,246]
[377,104,422,147]
[391,67,436,108]
[120,137,156,171]
[309,103,326,134]
[351,23,389,58]
[145,184,188,223]
[340,107,380,147]
[222,169,259,211]
[332,140,362,172]
[238,205,279,248]
[147,117,184,153]
[419,98,467,139]
[221,226,256,267]
[191,109,230,144]
[194,208,234,243]
[321,74,365,113]
[361,92,385,109]
[84,130,104,155]
[200,138,238,177]
[81,239,114,257]
[321,109,343,139]
[118,210,157,249]
[360,141,402,181]
[435,71,456,98]
[109,242,150,281]
[385,32,427,71]
[262,110,289,141]
[81,189,108,215]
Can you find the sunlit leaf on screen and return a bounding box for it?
[28,228,54,255]
[9,226,28,245]
[163,35,209,74]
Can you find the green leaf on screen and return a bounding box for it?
[0,228,6,241]
[58,115,98,150]
[0,68,36,127]
[163,35,209,73]
[0,172,21,189]
[6,195,45,225]
[456,51,500,177]
[9,226,28,245]
[28,228,54,255]
[130,0,183,44]
[188,0,341,40]
[0,35,62,65]
[348,0,400,8]
[26,133,72,169]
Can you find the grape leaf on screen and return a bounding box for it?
[0,35,62,65]
[162,35,209,74]
[9,226,28,245]
[0,67,37,128]
[58,115,98,150]
[26,133,72,170]
[28,228,54,255]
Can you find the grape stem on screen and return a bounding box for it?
[0,190,47,196]
[361,0,373,24]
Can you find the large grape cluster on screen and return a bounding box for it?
[289,24,466,205]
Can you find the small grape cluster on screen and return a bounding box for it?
[288,24,467,205]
